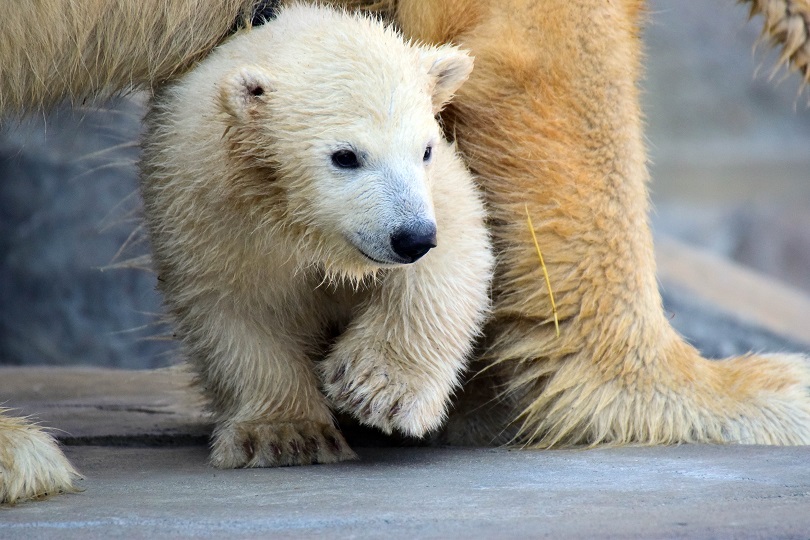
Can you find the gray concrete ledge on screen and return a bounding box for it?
[657,236,810,348]
[2,367,810,538]
[2,445,809,539]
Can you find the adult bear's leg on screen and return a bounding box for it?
[397,0,810,446]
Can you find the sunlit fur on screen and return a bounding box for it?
[396,0,810,447]
[140,5,493,468]
[0,0,249,115]
[0,0,389,116]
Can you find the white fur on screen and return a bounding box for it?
[141,4,493,467]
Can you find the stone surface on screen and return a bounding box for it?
[1,444,809,538]
[0,97,171,369]
[0,367,209,444]
[2,367,810,538]
[644,0,810,170]
[654,202,810,295]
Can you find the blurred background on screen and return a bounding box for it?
[1,0,808,368]
[646,0,810,294]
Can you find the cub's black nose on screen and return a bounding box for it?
[390,222,437,263]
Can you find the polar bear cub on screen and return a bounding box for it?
[140,4,493,467]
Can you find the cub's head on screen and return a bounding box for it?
[216,5,472,277]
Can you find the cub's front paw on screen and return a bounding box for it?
[210,420,357,468]
[321,345,451,438]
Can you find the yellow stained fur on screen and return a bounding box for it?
[2,0,810,505]
[396,0,810,447]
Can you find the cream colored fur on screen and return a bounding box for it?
[140,5,492,467]
[0,0,252,114]
[3,0,810,505]
[0,0,384,115]
[0,411,79,505]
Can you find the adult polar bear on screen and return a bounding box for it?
[1,0,809,504]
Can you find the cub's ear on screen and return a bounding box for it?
[421,45,474,114]
[219,65,275,121]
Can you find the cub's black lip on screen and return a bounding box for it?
[356,247,406,266]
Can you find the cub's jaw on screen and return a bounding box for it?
[348,228,437,266]
[345,234,407,267]
[356,247,402,266]
[354,244,431,267]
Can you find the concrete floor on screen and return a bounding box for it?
[2,445,809,539]
[2,367,810,539]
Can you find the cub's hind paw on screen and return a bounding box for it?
[210,420,357,468]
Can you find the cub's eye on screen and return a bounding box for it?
[331,150,361,169]
[423,145,433,163]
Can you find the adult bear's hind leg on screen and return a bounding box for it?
[397,0,810,447]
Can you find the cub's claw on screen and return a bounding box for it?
[321,350,450,438]
[210,419,357,468]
